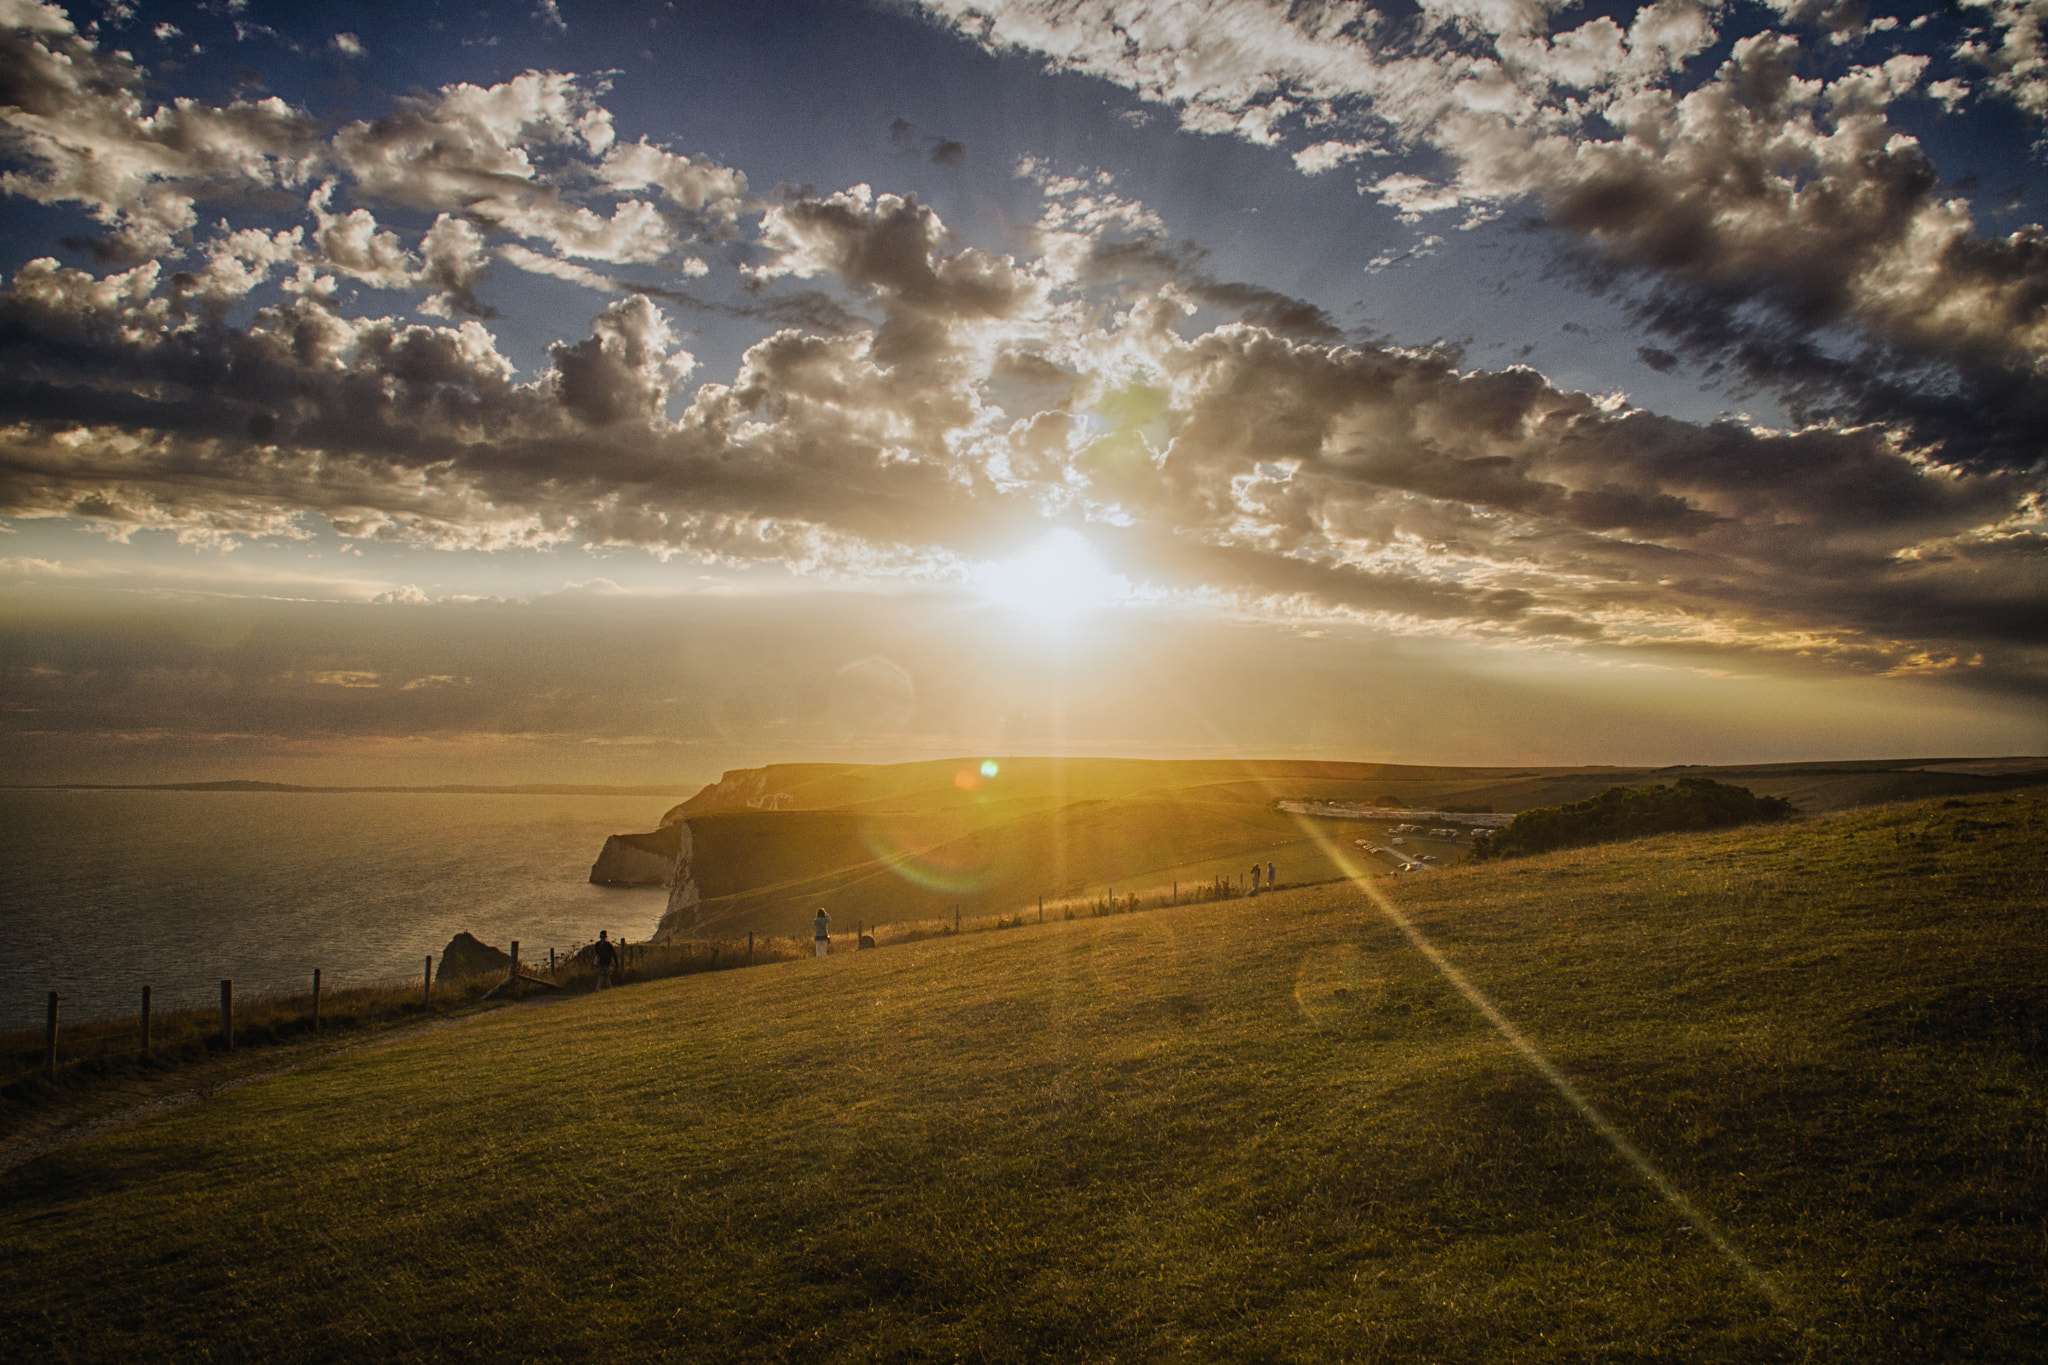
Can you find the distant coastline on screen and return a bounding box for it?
[1,782,688,796]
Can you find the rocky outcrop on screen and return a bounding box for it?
[589,822,687,885]
[438,932,512,981]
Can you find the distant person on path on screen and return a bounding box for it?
[1268,861,1276,889]
[1250,863,1262,894]
[813,907,831,958]
[592,930,618,989]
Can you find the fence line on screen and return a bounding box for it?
[10,875,1287,1093]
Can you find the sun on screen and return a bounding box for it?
[977,528,1130,625]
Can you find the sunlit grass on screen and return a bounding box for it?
[1,790,2042,1361]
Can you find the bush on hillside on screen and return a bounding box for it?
[1469,778,1794,861]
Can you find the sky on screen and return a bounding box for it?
[0,0,2043,787]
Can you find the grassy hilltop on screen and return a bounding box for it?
[3,788,2042,1361]
[628,754,2048,941]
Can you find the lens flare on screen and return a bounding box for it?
[862,823,998,895]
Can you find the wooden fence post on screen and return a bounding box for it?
[747,931,754,967]
[312,968,321,1032]
[550,947,556,974]
[219,979,234,1051]
[954,906,960,934]
[424,955,433,1007]
[509,940,520,986]
[44,991,58,1079]
[140,984,151,1058]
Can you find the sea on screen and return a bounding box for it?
[0,790,674,1033]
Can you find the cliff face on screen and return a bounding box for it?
[655,821,698,942]
[660,766,803,823]
[590,816,701,941]
[588,823,686,886]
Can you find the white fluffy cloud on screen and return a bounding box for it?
[914,1,2048,462]
[1956,0,2048,117]
[0,7,320,258]
[0,9,747,298]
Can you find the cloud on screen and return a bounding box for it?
[0,5,2040,694]
[11,161,2035,687]
[1292,139,1375,174]
[0,12,745,310]
[911,2,2048,476]
[1954,0,2048,118]
[499,242,618,292]
[321,73,751,273]
[1368,173,1465,223]
[548,294,695,426]
[0,11,321,259]
[597,138,748,219]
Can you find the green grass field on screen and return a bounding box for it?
[3,789,2042,1361]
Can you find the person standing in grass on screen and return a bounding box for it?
[592,931,619,989]
[813,907,831,958]
[1267,861,1276,889]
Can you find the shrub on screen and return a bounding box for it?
[1469,778,1795,861]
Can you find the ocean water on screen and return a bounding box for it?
[0,791,673,1032]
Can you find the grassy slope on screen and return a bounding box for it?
[4,791,2043,1361]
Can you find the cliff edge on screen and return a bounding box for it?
[588,823,687,886]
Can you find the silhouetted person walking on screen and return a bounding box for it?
[813,907,831,958]
[592,930,618,989]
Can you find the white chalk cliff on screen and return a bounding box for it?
[656,819,698,942]
[595,767,800,941]
[588,831,677,885]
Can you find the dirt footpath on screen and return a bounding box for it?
[0,994,565,1178]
